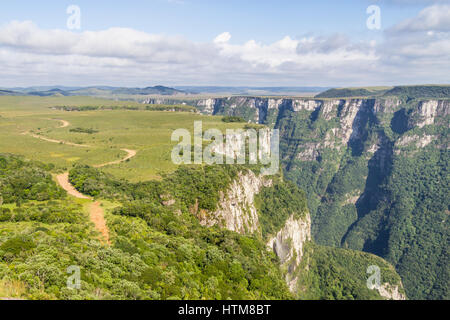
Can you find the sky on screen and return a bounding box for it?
[0,0,449,87]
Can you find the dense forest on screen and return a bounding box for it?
[0,155,292,299]
[0,153,403,300]
[276,96,449,299]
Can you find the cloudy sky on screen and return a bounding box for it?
[0,0,448,87]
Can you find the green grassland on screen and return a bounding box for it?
[0,96,245,182]
[0,97,407,300]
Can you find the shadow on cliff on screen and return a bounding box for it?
[342,103,395,255]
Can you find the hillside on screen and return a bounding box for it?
[314,85,450,99]
[0,86,186,99]
[0,89,446,300]
[161,91,449,300]
[383,85,450,99]
[0,153,404,299]
[315,87,389,98]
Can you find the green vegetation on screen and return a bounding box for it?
[2,93,442,300]
[69,127,99,134]
[0,96,244,181]
[0,154,65,205]
[53,104,196,113]
[145,104,197,112]
[276,95,449,300]
[0,155,292,300]
[383,85,450,99]
[221,116,246,123]
[256,180,308,238]
[68,162,400,300]
[316,85,450,99]
[315,87,388,98]
[297,243,404,300]
[343,149,449,300]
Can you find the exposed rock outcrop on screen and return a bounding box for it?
[195,169,312,294]
[378,283,407,300]
[197,170,272,234]
[267,214,312,292]
[413,100,450,128]
[395,134,436,149]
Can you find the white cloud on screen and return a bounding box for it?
[390,4,450,32]
[214,32,231,44]
[0,4,448,88]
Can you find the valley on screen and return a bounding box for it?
[144,85,448,300]
[0,85,448,300]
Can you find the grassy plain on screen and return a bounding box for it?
[0,96,245,182]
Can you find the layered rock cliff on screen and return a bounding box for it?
[195,169,406,299]
[194,169,313,294]
[146,94,438,299]
[267,214,311,292]
[196,170,272,234]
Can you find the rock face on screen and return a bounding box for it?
[267,214,312,292]
[413,99,450,128]
[197,169,312,294]
[168,95,446,299]
[378,283,407,300]
[197,170,272,234]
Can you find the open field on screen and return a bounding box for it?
[0,96,245,182]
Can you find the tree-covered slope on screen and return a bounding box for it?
[68,163,404,300]
[137,89,448,300]
[0,158,291,299]
[0,153,404,300]
[276,97,449,300]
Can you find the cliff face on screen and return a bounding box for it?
[197,170,272,234]
[195,170,312,293]
[189,166,409,299]
[273,97,448,300]
[378,283,407,301]
[267,214,312,292]
[176,95,447,299]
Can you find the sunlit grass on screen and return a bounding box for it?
[0,96,245,181]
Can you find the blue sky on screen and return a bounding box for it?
[0,0,448,87]
[0,0,429,42]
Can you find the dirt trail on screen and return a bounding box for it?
[23,132,90,148]
[56,173,110,244]
[24,119,139,245]
[57,120,70,128]
[90,202,110,244]
[56,173,91,200]
[94,149,137,168]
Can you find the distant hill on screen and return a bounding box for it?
[383,85,450,99]
[175,86,329,95]
[315,87,391,98]
[29,88,71,97]
[316,85,450,99]
[0,90,22,96]
[1,85,186,98]
[110,85,185,95]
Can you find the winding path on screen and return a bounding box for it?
[22,132,90,148]
[94,149,137,168]
[57,120,70,128]
[25,119,138,245]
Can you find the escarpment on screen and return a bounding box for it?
[193,169,313,293]
[166,94,446,299]
[145,93,443,299]
[196,170,273,234]
[191,169,406,299]
[267,214,312,292]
